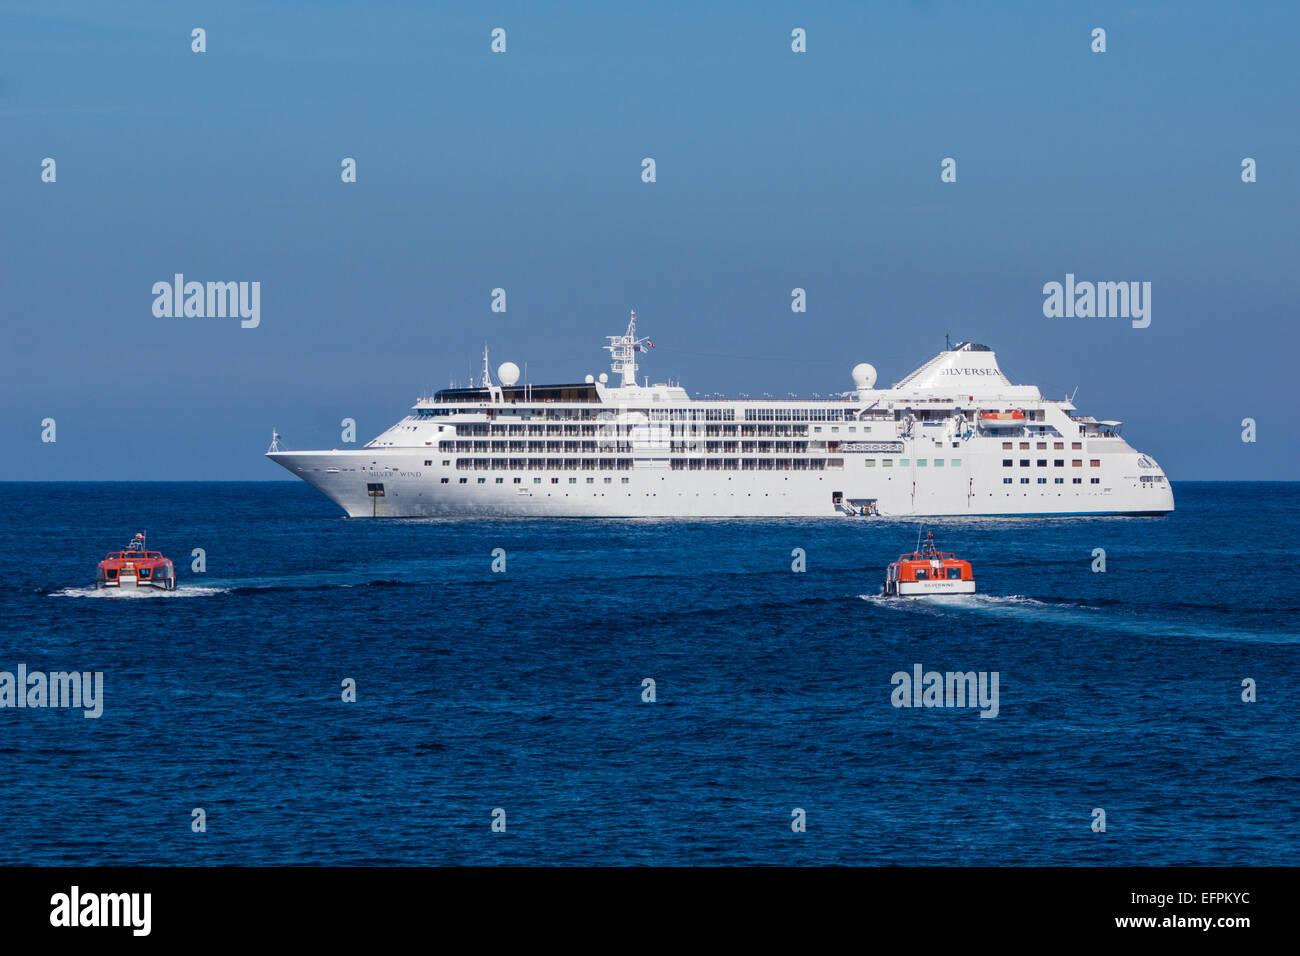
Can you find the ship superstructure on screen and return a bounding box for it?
[267,312,1174,518]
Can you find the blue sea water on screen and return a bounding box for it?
[0,481,1296,866]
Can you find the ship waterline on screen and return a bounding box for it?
[267,313,1174,519]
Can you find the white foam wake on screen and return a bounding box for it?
[49,585,229,599]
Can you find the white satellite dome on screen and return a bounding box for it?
[598,373,608,384]
[852,363,877,389]
[497,361,521,387]
[584,374,594,384]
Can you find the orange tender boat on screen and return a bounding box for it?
[883,531,975,596]
[95,533,176,591]
[978,409,1025,426]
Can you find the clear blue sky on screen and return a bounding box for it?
[2,1,1295,479]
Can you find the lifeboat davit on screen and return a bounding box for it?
[95,533,176,591]
[883,531,975,596]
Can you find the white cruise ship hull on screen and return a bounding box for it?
[268,449,1175,518]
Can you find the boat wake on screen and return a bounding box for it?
[858,592,1071,609]
[47,585,230,599]
[45,577,416,599]
[226,579,406,595]
[857,592,1300,644]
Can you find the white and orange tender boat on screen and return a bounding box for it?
[977,409,1025,427]
[95,533,176,591]
[883,531,975,596]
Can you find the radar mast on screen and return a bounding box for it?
[604,310,652,387]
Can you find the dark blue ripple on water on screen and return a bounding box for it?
[0,480,1296,864]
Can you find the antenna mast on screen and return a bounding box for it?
[604,310,651,387]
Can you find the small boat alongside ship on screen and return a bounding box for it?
[977,409,1025,427]
[95,533,176,591]
[883,531,975,596]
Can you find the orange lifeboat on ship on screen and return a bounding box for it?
[883,531,975,596]
[978,409,1025,428]
[95,533,176,591]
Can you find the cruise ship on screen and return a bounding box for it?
[266,312,1174,518]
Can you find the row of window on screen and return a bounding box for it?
[425,406,863,422]
[912,568,965,580]
[744,408,847,422]
[455,458,634,470]
[1003,459,1102,468]
[442,441,635,453]
[442,476,634,485]
[668,458,842,471]
[1002,477,1101,484]
[863,458,962,468]
[451,457,848,471]
[424,456,1106,476]
[1002,441,1083,450]
[438,440,825,453]
[419,408,608,420]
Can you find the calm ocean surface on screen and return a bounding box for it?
[1,481,1297,865]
